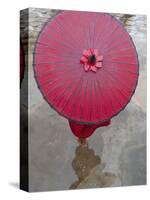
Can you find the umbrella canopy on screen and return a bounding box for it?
[20,43,25,84]
[33,11,139,138]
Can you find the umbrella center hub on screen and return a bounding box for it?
[88,55,96,65]
[80,48,103,73]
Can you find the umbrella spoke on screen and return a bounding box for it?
[95,77,108,118]
[54,17,85,52]
[104,47,135,56]
[94,14,107,48]
[96,15,115,49]
[103,68,135,93]
[105,60,137,65]
[68,77,84,119]
[58,74,84,117]
[102,71,124,109]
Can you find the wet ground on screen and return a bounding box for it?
[20,8,146,192]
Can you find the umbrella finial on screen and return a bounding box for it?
[80,48,103,72]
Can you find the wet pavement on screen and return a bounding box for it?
[20,8,146,192]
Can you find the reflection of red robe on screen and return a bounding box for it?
[20,46,25,83]
[69,120,111,139]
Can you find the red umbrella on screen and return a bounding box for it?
[33,11,139,139]
[20,43,25,84]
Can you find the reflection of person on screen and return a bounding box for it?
[70,140,101,189]
[70,139,117,189]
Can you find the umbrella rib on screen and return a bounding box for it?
[78,13,88,50]
[52,77,81,110]
[40,68,80,79]
[76,13,89,50]
[48,19,82,48]
[80,13,86,50]
[43,30,78,50]
[88,13,92,49]
[95,76,108,118]
[34,52,79,59]
[92,13,100,48]
[52,22,84,48]
[99,71,119,113]
[37,67,80,88]
[42,31,76,50]
[104,47,135,56]
[103,70,131,105]
[96,15,114,50]
[54,17,84,52]
[36,41,80,56]
[40,31,79,52]
[97,16,117,47]
[59,73,84,116]
[51,81,76,109]
[77,13,89,51]
[103,65,138,75]
[74,78,86,122]
[66,14,89,50]
[103,68,134,93]
[91,79,102,121]
[105,60,137,65]
[33,57,77,64]
[36,41,81,57]
[98,74,114,118]
[34,56,79,64]
[93,80,99,121]
[108,65,138,74]
[83,14,90,49]
[101,71,123,108]
[41,80,73,100]
[35,62,79,69]
[93,13,105,48]
[100,32,127,51]
[69,77,84,119]
[88,13,97,49]
[34,61,79,65]
[35,65,80,78]
[38,75,72,97]
[94,14,106,48]
[80,79,88,121]
[89,79,93,121]
[42,73,80,102]
[106,54,136,59]
[102,38,131,53]
[98,23,125,51]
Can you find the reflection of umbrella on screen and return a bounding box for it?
[20,43,25,84]
[33,11,139,138]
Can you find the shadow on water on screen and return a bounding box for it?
[70,139,117,189]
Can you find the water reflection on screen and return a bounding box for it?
[119,14,133,26]
[70,139,117,189]
[70,139,100,189]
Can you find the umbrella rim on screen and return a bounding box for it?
[33,10,139,125]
